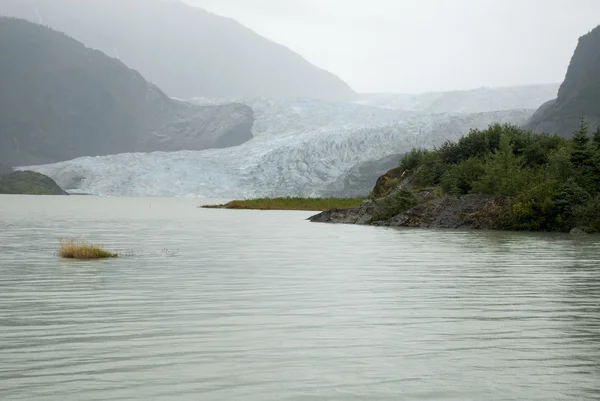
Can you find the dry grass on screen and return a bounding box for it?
[58,239,118,260]
[202,197,364,211]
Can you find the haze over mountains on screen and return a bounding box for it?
[0,17,253,166]
[0,0,355,101]
[1,0,597,197]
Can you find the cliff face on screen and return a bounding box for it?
[0,0,355,101]
[0,17,253,166]
[525,25,600,136]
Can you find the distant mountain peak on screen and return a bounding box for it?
[525,25,600,136]
[0,17,254,166]
[0,0,355,101]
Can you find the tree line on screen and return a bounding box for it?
[398,120,600,231]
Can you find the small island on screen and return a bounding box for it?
[310,121,600,234]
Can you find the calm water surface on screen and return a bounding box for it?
[1,195,599,400]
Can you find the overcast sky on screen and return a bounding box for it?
[186,0,600,93]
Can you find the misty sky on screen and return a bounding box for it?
[187,0,600,93]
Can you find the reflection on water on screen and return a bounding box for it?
[1,195,599,400]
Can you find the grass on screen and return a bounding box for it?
[202,197,364,211]
[58,239,118,260]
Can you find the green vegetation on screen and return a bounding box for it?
[371,189,418,222]
[203,197,364,211]
[58,240,118,260]
[395,121,600,232]
[0,171,67,195]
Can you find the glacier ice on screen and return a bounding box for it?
[21,96,535,198]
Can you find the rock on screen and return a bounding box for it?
[308,200,377,225]
[375,194,509,229]
[371,167,405,198]
[570,227,592,235]
[310,194,510,230]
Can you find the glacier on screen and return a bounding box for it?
[20,95,536,198]
[20,85,559,197]
[353,83,559,113]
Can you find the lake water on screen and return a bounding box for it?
[1,195,599,400]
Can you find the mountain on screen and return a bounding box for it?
[0,0,355,101]
[0,171,67,195]
[525,26,600,136]
[0,161,12,174]
[0,17,253,166]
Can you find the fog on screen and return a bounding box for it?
[186,0,600,93]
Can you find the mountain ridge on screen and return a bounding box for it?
[0,0,355,101]
[0,16,254,166]
[525,25,600,135]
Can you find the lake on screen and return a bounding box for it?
[1,195,599,400]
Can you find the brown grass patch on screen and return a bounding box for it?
[58,239,118,260]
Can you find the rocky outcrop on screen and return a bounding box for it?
[371,167,406,198]
[525,25,600,136]
[372,194,509,229]
[0,17,253,166]
[309,200,379,225]
[309,194,510,230]
[0,171,67,195]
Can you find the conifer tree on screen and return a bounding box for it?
[571,116,591,168]
[593,125,600,149]
[572,116,589,150]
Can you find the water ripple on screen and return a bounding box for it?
[0,195,600,400]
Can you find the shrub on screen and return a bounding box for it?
[572,195,600,232]
[470,135,532,196]
[399,148,430,172]
[58,239,118,259]
[371,189,418,222]
[440,157,485,195]
[438,123,515,164]
[504,180,563,231]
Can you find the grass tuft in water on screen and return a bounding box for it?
[58,239,118,260]
[202,197,364,211]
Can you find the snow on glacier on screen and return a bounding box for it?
[21,98,534,198]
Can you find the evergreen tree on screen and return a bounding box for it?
[572,116,589,150]
[593,125,600,149]
[571,117,591,168]
[471,135,527,196]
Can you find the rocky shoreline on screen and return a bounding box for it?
[308,193,509,230]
